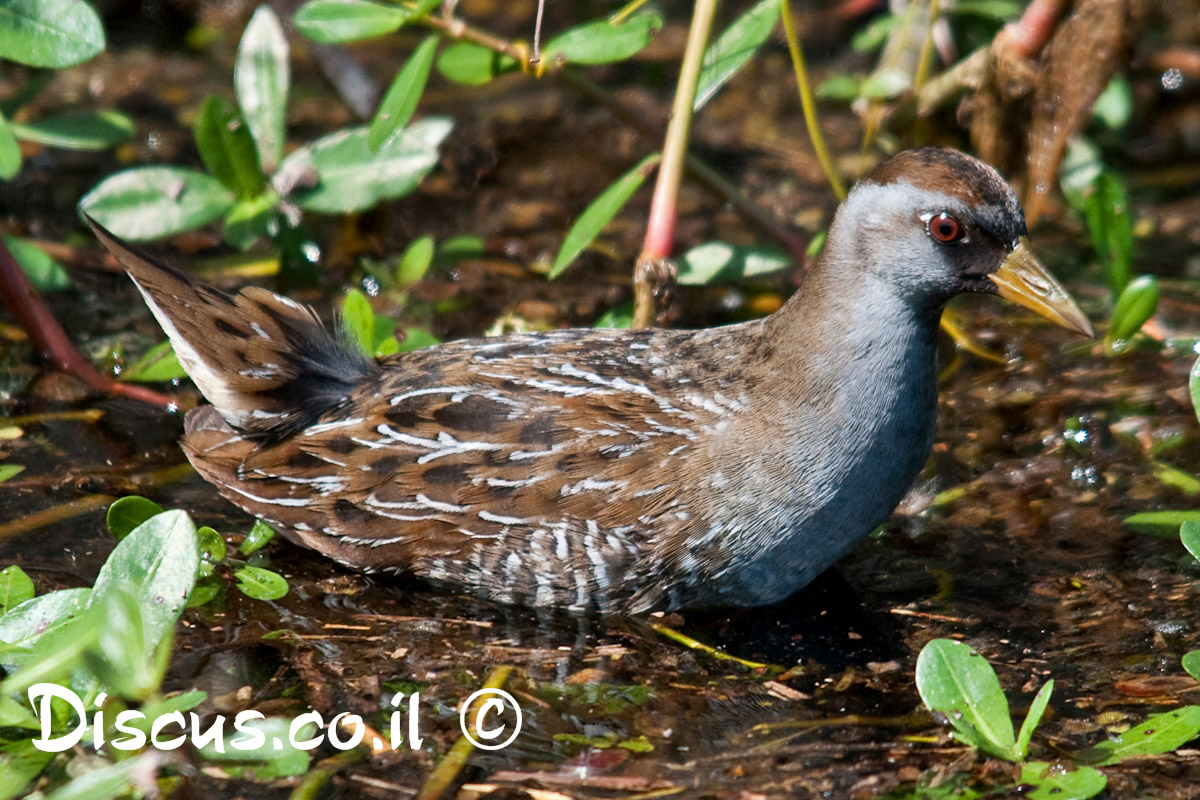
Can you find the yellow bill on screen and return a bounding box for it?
[989,238,1093,338]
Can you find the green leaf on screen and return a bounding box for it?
[9,111,134,150]
[42,752,150,800]
[860,67,912,100]
[396,326,439,353]
[236,5,290,174]
[341,288,375,356]
[594,302,634,329]
[90,509,198,653]
[0,464,24,483]
[851,14,899,53]
[187,579,221,608]
[816,74,863,101]
[0,740,54,800]
[1182,520,1200,563]
[0,112,21,179]
[194,96,265,198]
[199,717,312,778]
[369,35,438,151]
[0,0,104,68]
[436,41,513,86]
[197,525,227,570]
[1105,274,1157,349]
[1123,510,1200,536]
[1093,75,1132,130]
[1087,706,1200,765]
[544,12,661,66]
[234,566,288,600]
[222,191,278,250]
[105,496,165,540]
[550,152,660,279]
[79,166,236,240]
[1018,762,1107,800]
[0,566,34,615]
[694,0,779,110]
[677,241,791,285]
[240,518,276,555]
[123,339,187,382]
[1154,462,1200,495]
[397,235,435,286]
[83,581,157,699]
[294,0,410,43]
[285,117,451,213]
[1183,650,1200,681]
[1015,680,1053,759]
[915,639,1018,760]
[950,0,1023,21]
[0,586,90,674]
[1087,172,1133,294]
[1,235,71,291]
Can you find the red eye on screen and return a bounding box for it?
[929,212,962,243]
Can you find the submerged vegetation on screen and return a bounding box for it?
[1,0,1199,797]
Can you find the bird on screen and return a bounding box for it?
[88,147,1092,614]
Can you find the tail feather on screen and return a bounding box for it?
[88,217,374,436]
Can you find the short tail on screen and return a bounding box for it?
[88,216,375,437]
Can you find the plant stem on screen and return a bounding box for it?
[779,0,846,200]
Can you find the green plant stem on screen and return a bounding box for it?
[416,665,514,800]
[640,0,719,262]
[912,0,942,94]
[779,0,846,200]
[651,622,781,673]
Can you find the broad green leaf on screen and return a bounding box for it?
[222,191,277,250]
[0,739,54,800]
[197,525,227,570]
[1087,706,1200,765]
[0,464,24,483]
[285,117,451,213]
[1154,462,1200,495]
[594,303,634,329]
[396,326,439,353]
[543,12,661,65]
[1093,75,1132,130]
[371,314,397,356]
[83,582,157,699]
[694,0,780,110]
[368,35,438,151]
[234,566,288,600]
[187,580,221,608]
[240,518,276,555]
[90,509,198,652]
[816,74,863,101]
[42,752,149,800]
[9,111,134,150]
[550,152,660,279]
[294,0,409,43]
[1015,680,1054,759]
[397,235,434,286]
[1183,650,1200,681]
[1,235,70,291]
[915,639,1017,760]
[1183,520,1200,563]
[951,0,1023,20]
[122,339,186,383]
[199,717,312,778]
[341,288,375,356]
[0,587,90,673]
[1106,274,1157,349]
[1018,762,1107,800]
[1087,172,1133,294]
[436,41,514,86]
[851,14,899,53]
[105,496,165,540]
[0,566,34,615]
[860,67,912,100]
[434,234,485,267]
[1122,510,1200,536]
[79,166,236,240]
[0,112,20,179]
[678,241,791,285]
[0,0,104,68]
[236,5,289,174]
[1060,138,1104,207]
[194,96,265,197]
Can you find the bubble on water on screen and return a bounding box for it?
[1162,68,1183,91]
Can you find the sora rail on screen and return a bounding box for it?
[90,148,1092,613]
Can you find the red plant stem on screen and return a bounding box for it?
[0,236,175,408]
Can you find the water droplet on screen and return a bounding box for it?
[155,596,165,604]
[1162,68,1183,91]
